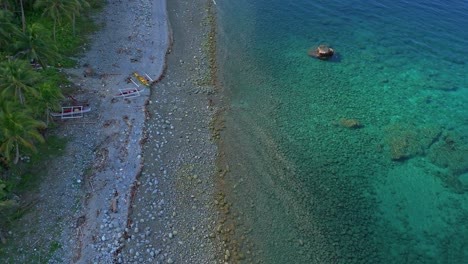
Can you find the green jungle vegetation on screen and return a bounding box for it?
[0,0,104,244]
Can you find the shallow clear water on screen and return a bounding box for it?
[216,0,468,263]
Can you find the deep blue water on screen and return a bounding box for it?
[216,0,468,263]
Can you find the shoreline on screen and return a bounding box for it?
[119,0,225,262]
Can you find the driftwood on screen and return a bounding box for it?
[111,198,118,213]
[68,96,89,106]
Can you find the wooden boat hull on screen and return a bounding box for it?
[114,88,143,98]
[50,107,91,117]
[133,72,150,86]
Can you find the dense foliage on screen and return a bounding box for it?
[0,0,103,232]
[0,0,104,165]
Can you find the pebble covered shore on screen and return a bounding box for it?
[0,0,224,263]
[120,0,224,263]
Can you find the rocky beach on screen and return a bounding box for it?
[0,0,224,263]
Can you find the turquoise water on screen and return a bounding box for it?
[216,0,468,263]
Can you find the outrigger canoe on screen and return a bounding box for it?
[114,88,144,98]
[133,72,150,87]
[50,106,91,117]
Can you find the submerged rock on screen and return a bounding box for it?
[308,44,335,60]
[338,118,363,129]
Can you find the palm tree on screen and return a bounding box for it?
[0,100,45,164]
[0,179,18,209]
[0,0,27,32]
[18,0,26,32]
[0,0,13,10]
[70,0,89,36]
[0,59,40,105]
[31,81,64,126]
[34,0,77,42]
[13,22,61,68]
[0,10,21,51]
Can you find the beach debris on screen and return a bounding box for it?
[67,95,89,106]
[30,59,43,70]
[83,66,95,77]
[116,47,131,55]
[308,44,335,60]
[76,215,86,228]
[92,147,109,172]
[68,95,90,106]
[111,198,118,213]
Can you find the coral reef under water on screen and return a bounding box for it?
[384,123,442,160]
[428,131,468,174]
[383,123,468,193]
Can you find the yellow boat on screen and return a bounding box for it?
[133,72,150,86]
